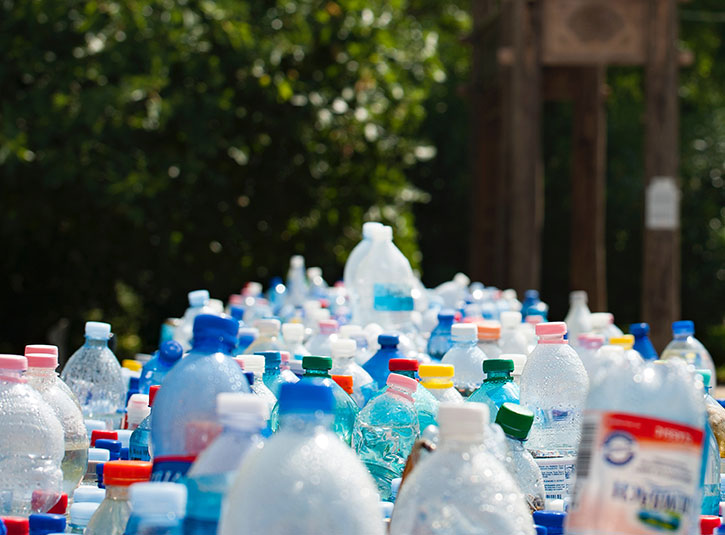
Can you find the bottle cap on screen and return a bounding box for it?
[533,511,566,534]
[72,486,105,504]
[672,320,695,335]
[25,352,58,369]
[229,305,245,322]
[188,290,210,307]
[255,318,281,335]
[238,354,264,374]
[0,355,27,371]
[149,385,160,406]
[87,447,110,462]
[629,322,650,336]
[130,482,187,518]
[438,402,488,440]
[419,363,454,379]
[95,439,122,460]
[569,291,588,302]
[535,526,548,535]
[278,381,335,415]
[114,430,132,449]
[318,319,338,334]
[103,460,152,486]
[90,430,117,447]
[29,514,65,534]
[290,255,304,268]
[589,313,610,330]
[609,335,635,350]
[47,493,68,514]
[238,327,259,341]
[2,517,28,535]
[159,340,183,363]
[126,394,150,424]
[279,351,292,365]
[577,334,605,349]
[330,339,356,359]
[332,375,354,395]
[536,322,567,338]
[477,321,501,340]
[388,358,419,372]
[362,221,384,238]
[122,360,142,372]
[69,502,99,526]
[282,322,304,341]
[192,314,239,347]
[302,356,332,371]
[525,289,540,300]
[701,516,721,535]
[339,324,363,338]
[24,345,58,357]
[451,323,477,342]
[217,392,269,425]
[307,267,323,280]
[495,402,534,439]
[85,322,111,340]
[697,369,712,388]
[378,334,399,347]
[437,309,455,322]
[386,373,418,396]
[254,351,280,368]
[500,311,522,328]
[483,358,514,374]
[526,315,544,325]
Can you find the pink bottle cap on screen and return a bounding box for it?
[279,351,291,364]
[535,321,567,337]
[318,319,338,333]
[526,315,544,325]
[25,353,58,369]
[386,373,418,395]
[0,354,28,371]
[24,344,58,357]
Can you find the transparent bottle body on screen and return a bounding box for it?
[502,435,546,512]
[138,357,174,394]
[85,485,132,535]
[129,413,152,461]
[661,335,717,387]
[468,377,520,421]
[564,300,592,349]
[427,322,453,360]
[331,356,376,407]
[500,328,529,355]
[249,374,277,414]
[440,341,487,396]
[477,340,502,359]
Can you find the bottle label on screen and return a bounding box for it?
[567,410,704,535]
[129,444,150,462]
[373,283,414,312]
[151,455,196,482]
[534,456,576,501]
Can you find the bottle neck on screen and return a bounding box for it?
[485,370,512,382]
[453,339,477,348]
[393,370,416,379]
[105,485,131,501]
[303,369,331,379]
[264,363,280,376]
[26,367,56,388]
[673,333,691,341]
[0,369,26,383]
[386,386,414,403]
[85,337,109,349]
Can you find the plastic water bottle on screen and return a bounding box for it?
[390,403,535,534]
[150,315,250,481]
[511,353,528,385]
[441,323,487,396]
[68,502,99,533]
[255,350,298,398]
[124,482,186,535]
[698,370,721,515]
[343,221,384,290]
[362,334,405,389]
[469,358,520,420]
[566,358,706,535]
[61,322,127,427]
[419,363,464,403]
[496,402,546,512]
[661,320,717,387]
[629,322,658,361]
[519,322,588,502]
[244,319,284,354]
[427,310,455,360]
[306,266,328,298]
[24,345,79,407]
[138,341,183,394]
[233,327,258,356]
[500,311,529,354]
[574,334,605,377]
[0,355,64,515]
[284,255,308,309]
[219,382,383,535]
[563,291,591,349]
[386,358,438,433]
[85,461,152,535]
[339,324,372,365]
[125,394,150,432]
[330,338,376,407]
[608,335,645,365]
[129,385,159,462]
[234,355,277,414]
[173,290,214,350]
[352,373,420,498]
[280,323,309,360]
[433,273,471,309]
[305,319,338,356]
[184,393,266,533]
[477,321,503,358]
[588,312,612,342]
[24,350,89,495]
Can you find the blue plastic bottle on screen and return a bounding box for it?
[138,341,183,395]
[256,351,298,398]
[362,334,405,389]
[124,482,186,535]
[150,315,250,481]
[29,513,65,535]
[468,358,520,420]
[629,323,658,361]
[522,290,548,320]
[386,358,438,432]
[129,385,159,461]
[427,310,455,360]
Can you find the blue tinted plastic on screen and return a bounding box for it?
[363,335,404,389]
[629,323,658,360]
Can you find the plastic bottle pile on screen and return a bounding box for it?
[1,221,724,535]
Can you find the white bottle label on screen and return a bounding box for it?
[535,456,576,502]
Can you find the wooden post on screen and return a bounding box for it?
[570,66,608,312]
[643,0,680,351]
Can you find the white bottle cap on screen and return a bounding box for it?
[311,308,330,322]
[85,322,111,339]
[70,502,100,526]
[307,267,323,279]
[504,353,527,377]
[500,311,522,328]
[339,324,363,338]
[73,486,105,504]
[246,282,263,296]
[114,429,133,448]
[282,323,304,342]
[453,273,470,287]
[84,419,106,438]
[331,339,356,359]
[126,394,150,427]
[590,312,610,330]
[87,447,110,462]
[255,318,281,335]
[501,289,518,301]
[362,222,383,239]
[547,498,565,511]
[188,289,210,307]
[290,255,305,268]
[130,482,187,518]
[238,354,264,374]
[438,402,489,440]
[451,323,477,342]
[217,392,269,427]
[570,290,588,302]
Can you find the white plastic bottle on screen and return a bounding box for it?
[564,291,592,349]
[390,403,535,535]
[343,222,384,291]
[174,289,214,350]
[500,311,530,355]
[441,323,487,396]
[235,354,277,414]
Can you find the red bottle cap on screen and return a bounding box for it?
[103,460,152,486]
[90,430,118,447]
[388,358,419,372]
[149,385,161,406]
[700,516,721,535]
[1,517,29,535]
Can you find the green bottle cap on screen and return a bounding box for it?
[302,356,333,371]
[482,358,514,374]
[696,369,711,387]
[495,402,534,440]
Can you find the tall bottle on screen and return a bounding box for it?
[563,291,591,349]
[343,221,385,291]
[61,322,126,428]
[629,322,658,361]
[419,364,464,403]
[362,334,405,389]
[0,355,64,515]
[125,482,186,535]
[427,310,455,360]
[219,382,383,535]
[390,403,535,535]
[150,315,250,481]
[285,255,308,309]
[441,323,487,396]
[174,290,214,351]
[138,341,183,394]
[25,349,89,495]
[330,339,376,407]
[661,320,716,387]
[184,394,267,534]
[468,358,520,420]
[519,322,588,502]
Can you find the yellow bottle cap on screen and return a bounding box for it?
[609,335,635,350]
[419,364,455,389]
[122,359,143,372]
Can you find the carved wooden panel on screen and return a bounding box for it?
[542,0,648,65]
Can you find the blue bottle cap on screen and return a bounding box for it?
[120,447,129,460]
[629,322,650,336]
[525,289,539,300]
[378,334,399,347]
[159,340,183,363]
[255,351,281,365]
[128,376,140,392]
[716,525,725,534]
[535,526,548,535]
[192,314,239,346]
[672,320,695,335]
[437,309,455,321]
[229,305,245,321]
[533,511,565,535]
[278,381,334,415]
[29,513,66,533]
[95,439,122,460]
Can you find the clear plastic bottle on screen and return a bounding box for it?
[129,385,159,462]
[566,358,706,535]
[0,354,64,516]
[419,364,464,403]
[68,502,99,533]
[496,402,546,512]
[609,335,645,365]
[234,355,277,414]
[468,358,520,420]
[61,322,127,428]
[500,311,530,355]
[244,319,284,354]
[150,315,250,481]
[603,313,623,340]
[339,324,372,366]
[280,323,309,360]
[661,320,717,388]
[697,369,721,516]
[256,350,298,398]
[305,319,338,356]
[84,461,152,535]
[352,373,420,498]
[384,359,438,433]
[330,339,376,407]
[24,345,80,408]
[184,394,267,534]
[24,351,89,495]
[343,221,385,291]
[138,341,183,395]
[125,482,186,535]
[477,321,503,359]
[286,255,309,308]
[173,290,214,351]
[574,334,605,377]
[125,394,150,432]
[427,310,455,361]
[219,382,383,535]
[629,322,658,361]
[233,327,258,356]
[588,312,612,342]
[441,323,487,396]
[519,322,588,502]
[306,267,328,299]
[390,403,536,535]
[563,291,591,349]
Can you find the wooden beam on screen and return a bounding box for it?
[643,0,680,351]
[570,66,608,312]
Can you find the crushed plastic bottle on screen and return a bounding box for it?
[419,364,464,403]
[138,341,183,395]
[468,358,520,420]
[330,338,376,407]
[363,334,405,389]
[441,323,487,396]
[387,359,438,433]
[174,290,214,351]
[427,310,455,361]
[124,482,186,535]
[661,320,717,388]
[563,291,591,349]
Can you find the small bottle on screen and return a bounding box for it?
[68,502,99,533]
[138,341,183,394]
[500,311,529,355]
[330,339,376,407]
[419,364,464,403]
[129,385,159,462]
[362,334,405,389]
[234,355,277,414]
[305,319,338,356]
[28,514,65,535]
[84,461,152,535]
[628,322,658,361]
[256,351,299,398]
[245,319,284,354]
[427,310,455,361]
[125,394,150,431]
[387,358,438,433]
[477,321,503,359]
[468,358,520,420]
[440,323,487,396]
[125,482,186,535]
[173,290,213,351]
[661,320,717,388]
[280,323,309,360]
